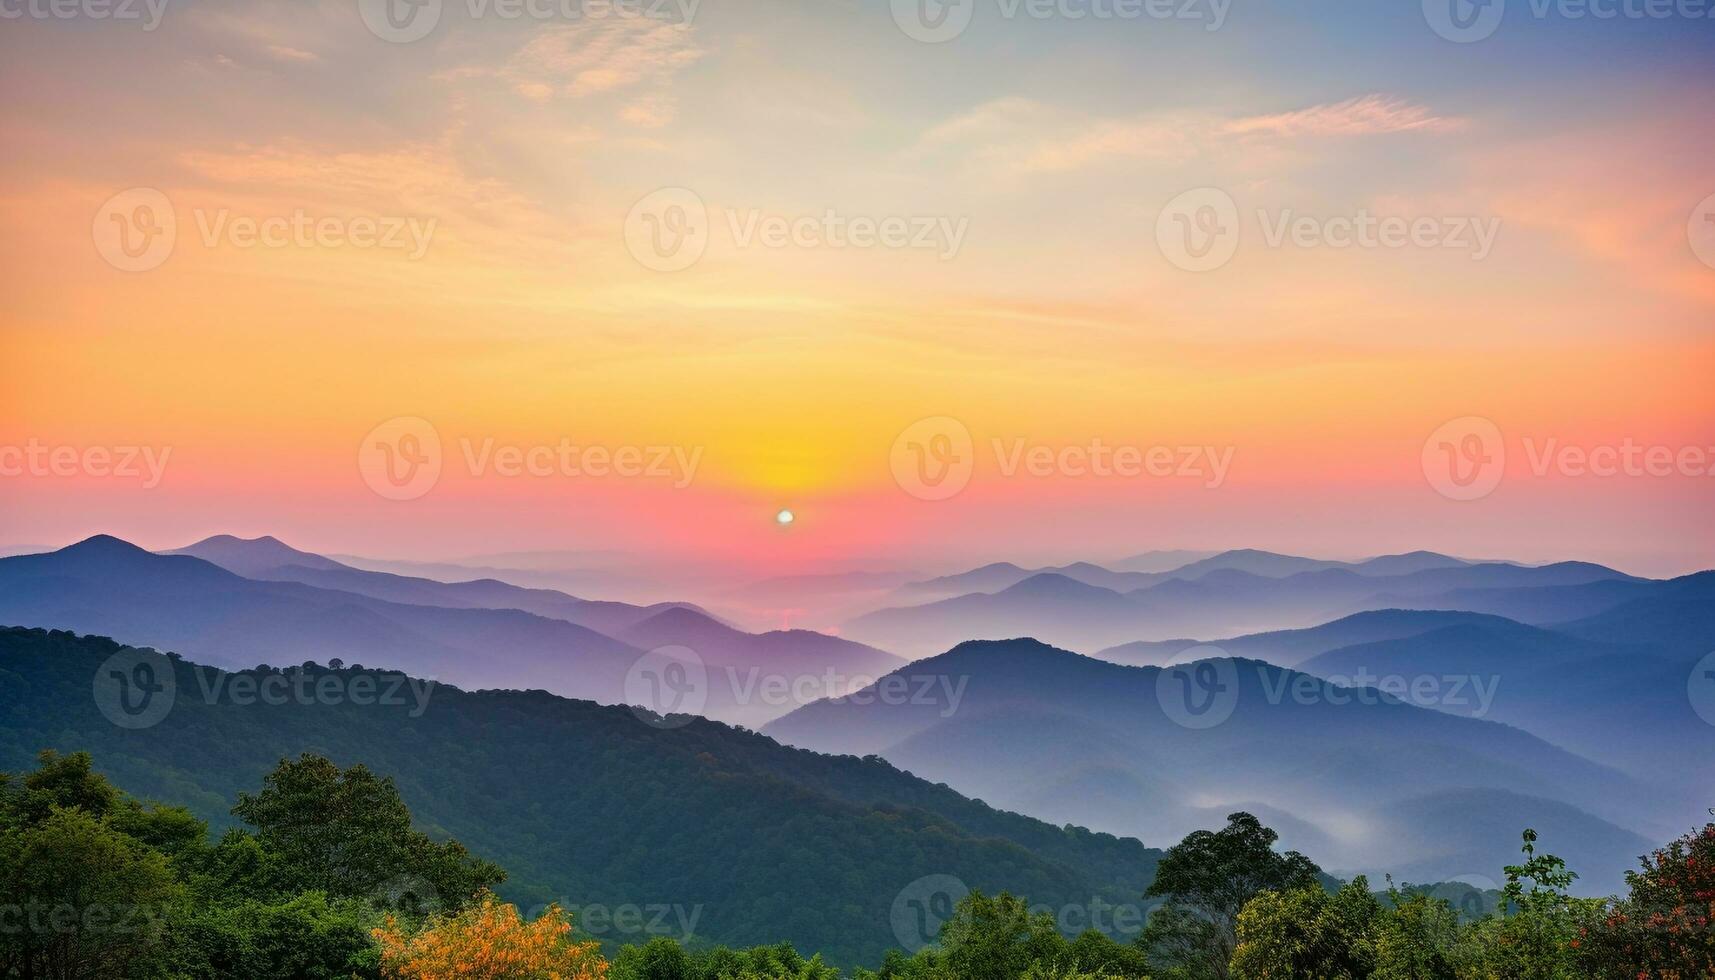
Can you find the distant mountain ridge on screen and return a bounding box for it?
[850,553,1644,656]
[0,535,902,725]
[765,636,1665,893]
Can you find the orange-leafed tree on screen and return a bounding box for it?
[375,891,608,980]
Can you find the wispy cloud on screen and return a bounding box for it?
[459,19,704,127]
[912,94,1464,181]
[1223,94,1463,138]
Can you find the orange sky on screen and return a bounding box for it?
[2,1,1712,580]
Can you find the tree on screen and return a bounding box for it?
[0,804,182,979]
[1581,821,1715,978]
[232,754,503,910]
[935,891,1068,980]
[1229,877,1379,980]
[1454,829,1604,980]
[1142,812,1322,979]
[373,892,607,980]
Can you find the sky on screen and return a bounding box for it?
[1,0,1712,582]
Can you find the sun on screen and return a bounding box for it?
[775,508,795,526]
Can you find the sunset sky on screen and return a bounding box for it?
[2,0,1712,582]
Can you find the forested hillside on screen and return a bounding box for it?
[0,626,1161,965]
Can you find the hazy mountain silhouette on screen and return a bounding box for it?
[848,559,1641,656]
[5,535,904,725]
[765,637,1664,892]
[1095,609,1525,668]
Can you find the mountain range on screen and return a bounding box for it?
[0,535,901,726]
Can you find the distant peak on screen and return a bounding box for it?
[1002,572,1114,597]
[59,534,149,556]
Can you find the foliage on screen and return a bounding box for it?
[1579,821,1715,979]
[232,753,504,912]
[0,626,1162,965]
[1229,877,1379,980]
[1142,812,1322,979]
[374,892,607,980]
